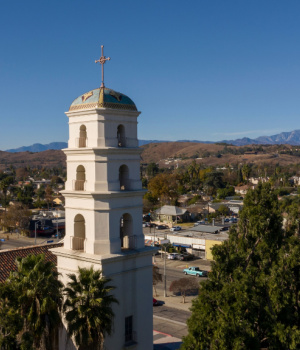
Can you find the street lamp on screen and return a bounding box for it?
[161,243,168,297]
[34,220,42,245]
[55,209,59,241]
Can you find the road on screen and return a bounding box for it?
[152,256,211,340]
[153,305,191,339]
[153,254,210,294]
[0,232,58,250]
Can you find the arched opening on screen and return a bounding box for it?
[73,214,85,250]
[78,125,87,147]
[119,165,129,190]
[75,165,86,191]
[120,213,135,249]
[117,124,126,147]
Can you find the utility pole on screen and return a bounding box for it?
[56,210,59,241]
[163,244,167,297]
[153,225,156,262]
[35,222,37,245]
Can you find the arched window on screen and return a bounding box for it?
[75,165,86,191]
[117,124,126,147]
[119,165,129,190]
[73,214,85,250]
[120,213,135,249]
[78,125,87,148]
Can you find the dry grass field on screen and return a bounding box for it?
[0,142,299,170]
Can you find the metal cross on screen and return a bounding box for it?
[95,45,111,88]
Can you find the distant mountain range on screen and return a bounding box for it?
[5,142,68,153]
[220,129,300,146]
[4,130,300,152]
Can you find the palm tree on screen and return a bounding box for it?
[0,176,14,213]
[9,254,63,350]
[63,266,118,350]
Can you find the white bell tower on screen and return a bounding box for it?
[52,46,154,350]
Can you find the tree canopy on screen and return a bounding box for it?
[181,183,300,350]
[0,254,63,350]
[63,266,118,350]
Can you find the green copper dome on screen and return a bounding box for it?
[69,87,137,111]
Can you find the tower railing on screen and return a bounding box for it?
[70,236,86,251]
[76,137,88,148]
[122,235,137,250]
[73,180,86,191]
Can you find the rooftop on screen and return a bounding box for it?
[69,87,137,111]
[0,242,63,283]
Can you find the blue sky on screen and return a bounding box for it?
[1,0,300,150]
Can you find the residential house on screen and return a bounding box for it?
[154,205,190,224]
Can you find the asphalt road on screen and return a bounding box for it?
[0,233,58,250]
[153,305,191,339]
[152,256,210,339]
[153,255,209,294]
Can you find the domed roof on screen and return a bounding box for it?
[69,87,137,112]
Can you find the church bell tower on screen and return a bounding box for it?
[52,46,154,350]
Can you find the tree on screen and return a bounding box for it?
[217,186,235,199]
[204,171,224,196]
[63,266,118,350]
[15,167,29,181]
[147,173,179,205]
[1,203,31,233]
[45,185,53,209]
[146,163,159,179]
[0,176,14,212]
[153,265,162,297]
[16,184,34,206]
[169,278,199,303]
[216,204,230,217]
[0,282,22,349]
[181,183,300,350]
[1,254,63,350]
[242,164,251,183]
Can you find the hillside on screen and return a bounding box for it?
[0,143,299,171]
[141,142,300,167]
[0,150,66,171]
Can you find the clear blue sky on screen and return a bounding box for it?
[1,0,300,150]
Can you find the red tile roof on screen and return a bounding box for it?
[0,243,63,283]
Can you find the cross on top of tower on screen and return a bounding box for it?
[95,45,111,88]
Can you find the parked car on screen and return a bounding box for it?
[224,218,230,222]
[156,225,168,230]
[170,226,181,232]
[183,267,208,277]
[168,253,181,260]
[179,253,194,261]
[153,298,159,306]
[229,218,237,223]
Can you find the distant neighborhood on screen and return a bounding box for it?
[0,152,299,256]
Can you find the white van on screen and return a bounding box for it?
[168,253,180,260]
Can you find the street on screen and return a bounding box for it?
[0,231,59,250]
[153,305,191,339]
[152,255,211,345]
[153,253,210,295]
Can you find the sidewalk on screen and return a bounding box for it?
[155,294,194,311]
[0,230,57,250]
[153,331,182,350]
